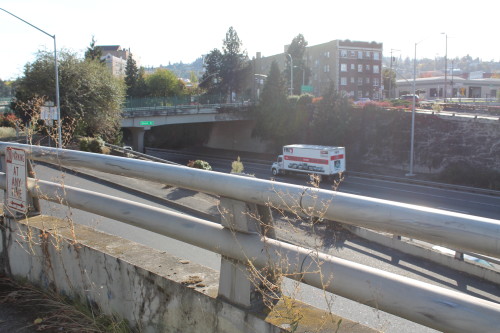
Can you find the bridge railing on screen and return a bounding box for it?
[122,102,252,117]
[1,143,499,332]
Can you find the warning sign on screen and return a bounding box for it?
[6,147,28,214]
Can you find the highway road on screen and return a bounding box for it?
[2,156,499,333]
[146,147,500,220]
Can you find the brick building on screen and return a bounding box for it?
[254,39,383,100]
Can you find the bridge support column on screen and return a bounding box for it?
[130,127,147,153]
[218,196,278,310]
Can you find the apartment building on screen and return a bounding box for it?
[97,45,130,77]
[255,39,383,100]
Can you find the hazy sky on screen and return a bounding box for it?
[1,0,498,80]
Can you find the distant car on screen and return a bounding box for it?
[123,146,133,151]
[400,95,419,103]
[354,98,371,105]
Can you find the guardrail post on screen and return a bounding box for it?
[217,196,278,309]
[454,251,464,260]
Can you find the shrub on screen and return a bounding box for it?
[0,126,16,138]
[79,137,89,151]
[187,160,212,171]
[432,103,444,113]
[437,161,500,190]
[231,156,244,173]
[79,137,106,154]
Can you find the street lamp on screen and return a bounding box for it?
[406,40,421,177]
[286,54,293,96]
[1,8,62,148]
[389,49,400,99]
[441,33,448,102]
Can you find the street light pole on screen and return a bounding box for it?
[287,54,293,96]
[389,49,400,99]
[1,8,62,148]
[442,33,448,102]
[406,42,418,177]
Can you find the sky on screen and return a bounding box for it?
[1,0,498,80]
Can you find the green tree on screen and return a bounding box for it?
[311,83,353,146]
[0,79,12,96]
[146,68,184,97]
[199,48,223,97]
[253,61,290,147]
[382,67,396,99]
[84,36,102,62]
[200,27,250,102]
[285,34,310,95]
[220,26,250,101]
[125,53,139,97]
[13,50,125,143]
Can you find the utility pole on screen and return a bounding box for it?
[442,33,448,102]
[389,49,399,99]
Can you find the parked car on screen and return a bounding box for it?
[354,98,371,105]
[400,95,420,103]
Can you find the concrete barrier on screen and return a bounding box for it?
[0,214,377,333]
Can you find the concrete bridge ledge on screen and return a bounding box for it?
[0,213,378,333]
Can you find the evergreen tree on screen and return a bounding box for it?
[200,27,250,102]
[310,83,352,146]
[285,34,310,95]
[125,53,139,97]
[84,36,103,62]
[253,61,290,147]
[199,48,223,98]
[220,26,250,101]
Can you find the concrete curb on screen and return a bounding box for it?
[345,225,500,284]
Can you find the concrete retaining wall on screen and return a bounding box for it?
[0,214,377,333]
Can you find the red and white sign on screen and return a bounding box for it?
[6,147,28,214]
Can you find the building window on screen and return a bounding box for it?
[350,51,356,57]
[340,50,347,57]
[325,51,330,58]
[358,64,363,72]
[358,78,363,85]
[341,77,347,86]
[350,77,355,83]
[365,77,370,84]
[366,51,371,58]
[350,64,355,70]
[373,65,380,73]
[324,65,330,73]
[357,90,363,98]
[365,64,370,71]
[374,52,380,60]
[340,63,347,72]
[374,78,379,86]
[358,51,363,59]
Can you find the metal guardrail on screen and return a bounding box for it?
[1,143,499,332]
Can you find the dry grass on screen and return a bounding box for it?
[0,275,132,332]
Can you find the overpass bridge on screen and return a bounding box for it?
[0,143,499,332]
[122,100,253,152]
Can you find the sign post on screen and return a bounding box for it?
[5,147,28,214]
